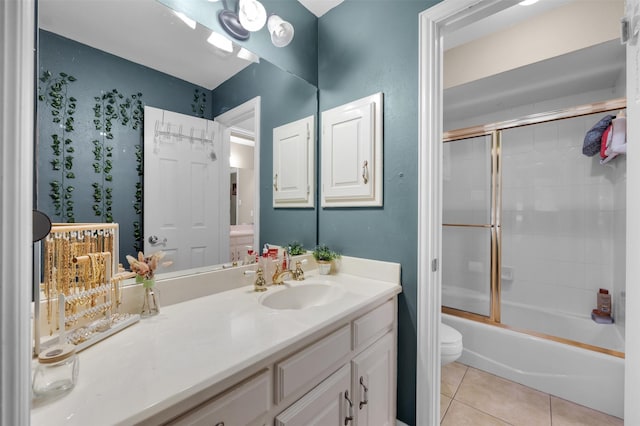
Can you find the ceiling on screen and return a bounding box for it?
[40,0,623,121]
[443,0,575,50]
[444,39,625,124]
[39,0,254,90]
[38,0,344,90]
[443,0,625,124]
[297,0,344,17]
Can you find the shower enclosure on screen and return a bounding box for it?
[442,98,626,357]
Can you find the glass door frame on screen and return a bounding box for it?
[441,98,627,332]
[442,130,502,323]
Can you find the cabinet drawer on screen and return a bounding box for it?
[170,370,270,426]
[275,364,351,426]
[353,300,394,351]
[275,325,351,403]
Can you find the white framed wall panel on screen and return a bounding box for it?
[273,115,315,208]
[321,93,383,207]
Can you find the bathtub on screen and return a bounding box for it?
[442,312,625,418]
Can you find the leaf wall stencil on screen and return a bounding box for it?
[38,70,77,222]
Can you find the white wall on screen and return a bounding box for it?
[444,0,623,89]
[237,168,255,225]
[230,142,255,225]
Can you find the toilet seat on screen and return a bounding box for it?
[441,323,463,365]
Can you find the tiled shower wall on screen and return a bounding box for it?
[500,116,625,321]
[443,87,627,342]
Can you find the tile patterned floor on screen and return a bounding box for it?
[440,362,624,426]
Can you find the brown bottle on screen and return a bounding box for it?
[597,288,611,317]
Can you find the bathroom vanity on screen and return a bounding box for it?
[31,256,401,425]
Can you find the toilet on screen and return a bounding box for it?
[440,323,463,365]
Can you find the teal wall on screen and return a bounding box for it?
[158,0,318,86]
[211,59,318,250]
[317,1,440,424]
[37,30,212,262]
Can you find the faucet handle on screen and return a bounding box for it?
[254,268,267,292]
[294,261,305,281]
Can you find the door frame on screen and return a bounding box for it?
[215,96,261,255]
[418,0,638,424]
[1,1,35,423]
[418,2,519,422]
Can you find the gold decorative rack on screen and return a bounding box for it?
[34,223,139,355]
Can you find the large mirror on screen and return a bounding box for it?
[36,0,318,277]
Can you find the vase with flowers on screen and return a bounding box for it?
[126,251,169,317]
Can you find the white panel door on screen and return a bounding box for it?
[273,115,315,208]
[144,106,226,272]
[321,93,383,207]
[351,332,395,426]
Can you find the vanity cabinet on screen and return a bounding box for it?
[168,370,271,426]
[275,332,395,426]
[273,300,396,426]
[160,298,396,426]
[30,256,402,426]
[272,115,315,208]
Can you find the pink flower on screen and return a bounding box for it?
[126,250,168,279]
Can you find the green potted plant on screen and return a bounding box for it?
[286,241,306,256]
[312,244,340,275]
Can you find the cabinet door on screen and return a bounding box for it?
[321,93,383,207]
[273,115,315,208]
[275,364,354,426]
[352,333,395,426]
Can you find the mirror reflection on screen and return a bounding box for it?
[36,0,318,278]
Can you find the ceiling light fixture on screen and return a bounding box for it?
[215,0,294,47]
[267,14,294,47]
[238,0,267,32]
[218,0,250,41]
[519,0,539,5]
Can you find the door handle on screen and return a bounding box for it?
[148,235,167,246]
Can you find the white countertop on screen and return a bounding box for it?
[31,264,401,425]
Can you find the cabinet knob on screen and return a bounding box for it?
[344,390,354,425]
[359,376,369,409]
[215,423,224,426]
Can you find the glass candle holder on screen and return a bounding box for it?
[32,344,79,398]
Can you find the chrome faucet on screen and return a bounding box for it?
[272,261,305,285]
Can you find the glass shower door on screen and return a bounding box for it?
[442,134,497,318]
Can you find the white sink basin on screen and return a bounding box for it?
[260,282,345,310]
